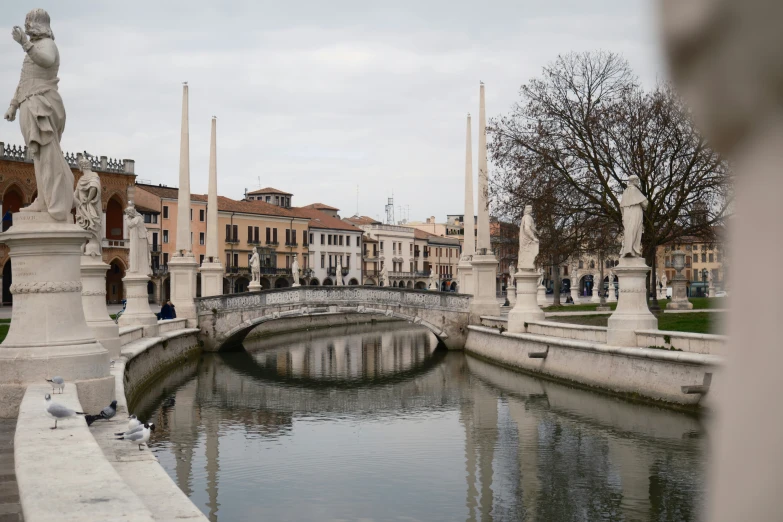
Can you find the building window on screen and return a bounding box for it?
[190,208,193,221]
[199,209,205,221]
[163,253,169,266]
[380,241,384,251]
[346,236,351,247]
[232,225,238,242]
[163,230,169,243]
[248,226,253,243]
[163,206,169,219]
[328,235,332,245]
[701,253,706,263]
[265,196,270,202]
[717,253,722,262]
[321,234,325,245]
[286,229,291,245]
[321,254,325,268]
[254,227,259,243]
[292,230,297,245]
[199,232,205,245]
[226,252,231,268]
[310,233,314,245]
[199,254,204,264]
[346,254,350,269]
[273,228,278,244]
[709,253,714,263]
[266,227,271,243]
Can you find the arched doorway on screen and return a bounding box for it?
[348,278,359,286]
[405,281,413,289]
[106,197,124,241]
[364,278,376,286]
[222,278,231,295]
[259,277,271,290]
[441,281,447,291]
[275,277,289,288]
[579,275,594,296]
[106,259,126,304]
[323,278,333,286]
[234,277,249,293]
[450,281,458,292]
[414,281,426,290]
[309,278,320,286]
[2,185,24,232]
[2,260,12,305]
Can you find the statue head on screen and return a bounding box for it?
[252,246,258,254]
[25,9,54,40]
[123,205,138,218]
[659,0,783,156]
[524,205,533,216]
[77,156,92,173]
[627,175,641,189]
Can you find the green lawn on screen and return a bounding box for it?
[548,312,725,335]
[0,323,8,344]
[544,296,727,312]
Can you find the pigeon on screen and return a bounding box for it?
[44,394,86,429]
[127,414,141,431]
[115,422,154,438]
[85,400,118,426]
[116,423,155,450]
[45,376,65,394]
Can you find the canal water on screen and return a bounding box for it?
[132,324,706,521]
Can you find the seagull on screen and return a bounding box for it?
[127,414,141,431]
[44,394,85,429]
[116,423,155,450]
[115,422,154,438]
[45,376,65,394]
[85,400,118,426]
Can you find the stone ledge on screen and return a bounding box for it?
[15,383,155,522]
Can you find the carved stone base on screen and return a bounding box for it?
[607,283,618,303]
[118,273,159,336]
[469,253,500,321]
[570,286,581,304]
[199,261,224,297]
[607,257,658,346]
[0,212,111,417]
[292,283,301,287]
[81,255,120,358]
[668,277,693,310]
[507,285,517,307]
[457,259,474,295]
[248,280,262,292]
[168,253,199,325]
[508,270,545,333]
[591,280,602,303]
[537,284,548,306]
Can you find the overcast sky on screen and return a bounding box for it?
[0,1,664,223]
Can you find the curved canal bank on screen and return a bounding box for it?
[133,323,707,521]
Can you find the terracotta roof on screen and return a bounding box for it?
[136,184,301,219]
[293,207,362,232]
[413,229,434,240]
[303,202,340,211]
[247,187,292,196]
[134,204,159,214]
[343,215,380,226]
[362,234,378,243]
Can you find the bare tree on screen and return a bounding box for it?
[489,51,730,296]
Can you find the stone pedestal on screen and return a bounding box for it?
[668,277,693,310]
[199,261,224,297]
[708,283,715,297]
[80,256,120,358]
[508,270,545,333]
[607,282,618,303]
[118,273,159,336]
[590,277,602,303]
[292,282,301,288]
[168,254,199,325]
[0,213,112,418]
[537,283,548,306]
[570,285,581,304]
[469,253,500,321]
[248,280,262,292]
[507,284,517,307]
[607,257,658,346]
[457,259,474,295]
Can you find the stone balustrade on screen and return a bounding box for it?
[0,141,135,174]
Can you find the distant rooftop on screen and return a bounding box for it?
[247,187,292,196]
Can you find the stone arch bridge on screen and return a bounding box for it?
[196,286,472,351]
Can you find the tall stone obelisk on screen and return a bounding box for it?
[200,116,223,296]
[469,82,501,320]
[168,83,199,324]
[456,113,475,295]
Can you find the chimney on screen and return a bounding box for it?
[100,156,108,171]
[123,159,135,174]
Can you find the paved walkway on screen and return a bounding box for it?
[0,419,22,522]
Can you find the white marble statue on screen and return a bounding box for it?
[508,263,516,287]
[249,247,261,283]
[380,263,389,287]
[517,205,539,269]
[619,176,648,258]
[661,272,667,288]
[73,156,101,256]
[124,206,151,276]
[4,10,73,221]
[537,268,544,287]
[428,274,437,290]
[335,260,343,286]
[291,257,300,286]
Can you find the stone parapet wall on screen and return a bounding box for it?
[635,329,726,355]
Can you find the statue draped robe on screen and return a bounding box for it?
[619,185,648,258]
[73,172,101,255]
[127,213,151,276]
[517,214,539,269]
[12,38,73,220]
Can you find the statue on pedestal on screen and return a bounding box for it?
[508,263,516,287]
[74,156,101,256]
[291,257,300,286]
[428,274,437,290]
[249,247,261,284]
[619,176,648,258]
[124,206,151,277]
[4,10,73,221]
[517,205,539,269]
[335,260,343,286]
[380,263,388,287]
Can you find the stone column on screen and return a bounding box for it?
[508,269,545,332]
[81,256,120,358]
[606,257,658,346]
[200,116,224,297]
[537,277,548,307]
[506,278,517,308]
[469,82,500,320]
[668,251,692,310]
[0,213,113,417]
[570,273,581,304]
[457,113,475,295]
[168,83,199,325]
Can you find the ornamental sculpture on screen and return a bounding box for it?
[619,176,648,258]
[124,205,151,276]
[4,10,73,221]
[517,205,539,269]
[250,247,261,284]
[73,156,101,256]
[291,257,300,286]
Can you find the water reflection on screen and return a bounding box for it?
[133,324,706,522]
